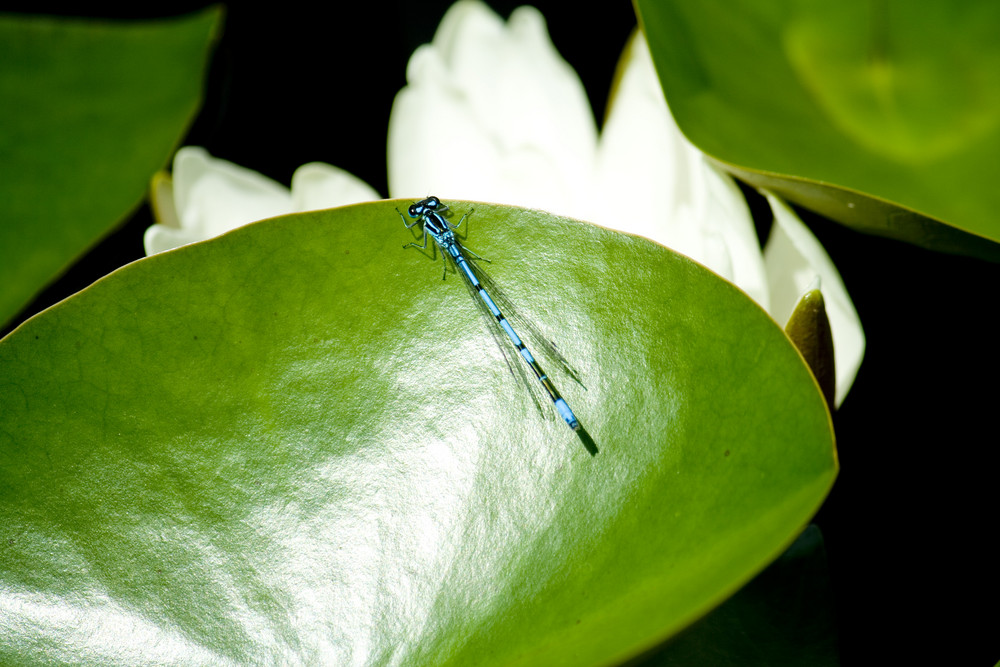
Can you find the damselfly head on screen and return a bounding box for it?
[409,196,442,219]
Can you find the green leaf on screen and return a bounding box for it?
[635,0,1000,260]
[0,8,222,326]
[0,202,836,665]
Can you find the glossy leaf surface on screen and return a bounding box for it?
[0,202,836,665]
[635,0,1000,260]
[0,8,222,326]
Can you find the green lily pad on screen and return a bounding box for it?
[0,201,836,664]
[635,0,1000,260]
[0,8,222,327]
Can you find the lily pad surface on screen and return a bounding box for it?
[635,0,1000,260]
[0,8,222,326]
[0,202,836,665]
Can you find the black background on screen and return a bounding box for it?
[2,1,997,664]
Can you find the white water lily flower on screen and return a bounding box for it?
[144,147,379,255]
[387,0,864,405]
[145,1,863,404]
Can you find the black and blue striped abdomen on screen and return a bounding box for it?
[449,246,580,431]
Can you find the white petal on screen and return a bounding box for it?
[763,193,865,406]
[596,34,769,307]
[388,47,498,201]
[696,161,770,310]
[143,223,205,256]
[145,149,379,256]
[173,146,293,238]
[594,33,685,232]
[388,0,596,216]
[290,162,380,211]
